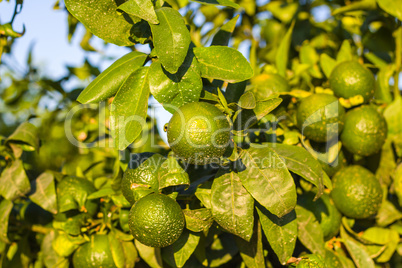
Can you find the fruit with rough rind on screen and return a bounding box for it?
[331,165,383,219]
[72,234,117,268]
[121,153,165,205]
[167,102,230,164]
[329,61,375,103]
[340,105,387,156]
[298,192,342,241]
[128,193,185,248]
[297,93,345,142]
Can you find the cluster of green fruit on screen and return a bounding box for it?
[295,61,386,235]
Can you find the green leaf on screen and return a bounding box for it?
[52,232,80,257]
[257,205,297,265]
[149,51,202,114]
[163,230,201,268]
[211,171,254,241]
[77,51,147,104]
[320,53,337,78]
[118,0,159,24]
[376,0,402,20]
[195,188,212,209]
[238,91,256,109]
[375,64,394,103]
[135,240,163,268]
[336,40,353,63]
[300,43,322,79]
[361,227,399,263]
[211,15,239,46]
[159,153,190,189]
[121,241,138,268]
[295,205,326,256]
[384,96,402,136]
[0,199,13,243]
[183,208,213,232]
[87,187,116,200]
[6,122,39,151]
[30,171,58,214]
[110,67,150,150]
[276,21,295,77]
[376,200,402,227]
[265,143,325,199]
[108,233,126,268]
[189,0,239,9]
[194,46,254,83]
[0,160,30,200]
[150,7,191,73]
[332,0,377,15]
[234,220,265,268]
[64,0,136,46]
[234,98,282,130]
[343,238,375,268]
[239,145,297,217]
[266,2,298,24]
[395,164,402,207]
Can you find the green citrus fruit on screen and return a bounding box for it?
[298,192,342,241]
[329,61,375,103]
[297,93,345,142]
[250,73,290,101]
[340,105,387,156]
[331,165,383,219]
[57,176,98,217]
[167,102,230,164]
[121,153,165,205]
[72,234,116,268]
[128,193,185,248]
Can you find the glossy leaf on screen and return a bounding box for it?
[6,122,39,151]
[238,91,256,109]
[64,0,136,46]
[118,0,159,24]
[77,51,147,104]
[150,7,191,73]
[211,171,254,241]
[149,49,202,114]
[163,230,201,268]
[234,98,282,130]
[0,199,13,243]
[110,67,150,150]
[190,0,239,8]
[225,81,247,104]
[195,188,212,209]
[159,153,190,189]
[239,145,297,217]
[384,96,402,136]
[295,205,326,256]
[121,241,138,268]
[0,160,30,200]
[276,21,294,76]
[265,143,325,199]
[30,171,58,214]
[374,64,394,103]
[376,200,402,227]
[343,238,375,268]
[194,46,254,83]
[257,205,297,265]
[377,0,402,20]
[234,221,265,268]
[320,53,337,78]
[135,240,163,268]
[211,15,239,46]
[336,40,353,63]
[183,208,213,232]
[362,227,399,263]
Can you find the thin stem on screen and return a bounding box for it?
[10,0,22,25]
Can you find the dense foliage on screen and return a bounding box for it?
[1,0,402,267]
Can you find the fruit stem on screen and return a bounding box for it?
[30,224,53,234]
